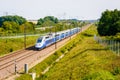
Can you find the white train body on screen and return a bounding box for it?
[35,27,80,50]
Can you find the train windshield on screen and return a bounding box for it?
[37,37,43,43]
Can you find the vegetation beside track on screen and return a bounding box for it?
[16,26,82,80]
[0,36,38,56]
[16,24,120,80]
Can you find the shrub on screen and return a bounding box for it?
[9,48,13,52]
[112,67,120,75]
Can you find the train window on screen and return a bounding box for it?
[37,38,42,43]
[55,34,59,37]
[45,36,49,39]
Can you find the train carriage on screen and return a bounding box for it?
[35,27,80,50]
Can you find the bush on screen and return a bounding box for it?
[9,48,13,52]
[112,67,120,75]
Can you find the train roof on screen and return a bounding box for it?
[38,27,80,38]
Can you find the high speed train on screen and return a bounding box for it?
[35,27,80,50]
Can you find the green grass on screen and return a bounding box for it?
[16,25,120,80]
[0,36,38,56]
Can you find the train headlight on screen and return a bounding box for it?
[36,43,41,46]
[39,43,41,46]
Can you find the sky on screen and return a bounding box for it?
[0,0,120,20]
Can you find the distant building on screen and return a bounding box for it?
[28,20,38,24]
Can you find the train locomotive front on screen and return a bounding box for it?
[35,36,45,50]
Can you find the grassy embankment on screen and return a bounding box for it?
[16,25,120,80]
[0,36,38,56]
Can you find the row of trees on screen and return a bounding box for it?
[0,15,35,35]
[0,15,83,36]
[47,19,82,32]
[36,16,83,34]
[97,9,120,36]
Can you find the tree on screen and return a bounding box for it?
[37,16,58,26]
[19,22,35,33]
[0,15,26,26]
[37,18,44,25]
[1,21,19,33]
[98,9,120,36]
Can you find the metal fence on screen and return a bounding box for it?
[94,35,120,56]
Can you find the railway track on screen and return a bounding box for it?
[0,46,52,71]
[0,42,59,79]
[0,50,37,70]
[0,45,36,61]
[0,24,91,80]
[0,50,28,62]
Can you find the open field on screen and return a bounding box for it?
[16,25,120,80]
